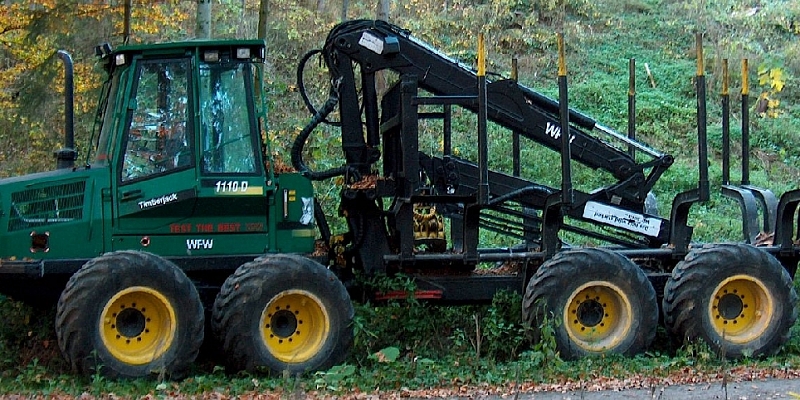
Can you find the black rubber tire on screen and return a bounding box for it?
[663,243,798,358]
[212,254,354,374]
[523,248,658,359]
[55,251,204,379]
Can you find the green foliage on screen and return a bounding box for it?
[313,364,356,391]
[0,1,198,176]
[524,303,562,369]
[672,339,719,367]
[0,298,62,377]
[480,291,527,360]
[351,287,529,367]
[370,346,401,363]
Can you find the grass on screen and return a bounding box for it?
[4,272,800,396]
[1,295,800,397]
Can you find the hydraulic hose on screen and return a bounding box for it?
[291,88,351,181]
[297,49,342,127]
[297,49,322,116]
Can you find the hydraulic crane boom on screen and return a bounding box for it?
[307,20,673,208]
[293,19,674,270]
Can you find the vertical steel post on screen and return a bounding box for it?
[557,33,573,206]
[721,59,730,185]
[511,57,521,177]
[741,59,751,185]
[628,58,636,159]
[443,104,452,156]
[695,33,710,201]
[362,71,380,152]
[477,33,489,205]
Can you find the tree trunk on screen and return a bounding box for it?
[377,0,390,22]
[239,0,247,37]
[341,0,349,21]
[375,0,390,96]
[123,0,131,43]
[196,0,212,39]
[257,0,269,40]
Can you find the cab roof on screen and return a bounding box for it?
[99,39,266,63]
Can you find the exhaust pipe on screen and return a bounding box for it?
[55,50,77,169]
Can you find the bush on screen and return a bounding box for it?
[0,297,63,377]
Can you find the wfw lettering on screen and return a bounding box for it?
[186,239,214,250]
[545,122,576,144]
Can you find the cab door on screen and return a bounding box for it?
[190,61,271,255]
[111,56,199,253]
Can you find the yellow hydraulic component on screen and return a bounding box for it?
[260,290,329,363]
[708,274,773,344]
[557,33,567,77]
[100,286,176,365]
[477,33,486,77]
[696,33,704,77]
[413,205,445,240]
[742,59,749,96]
[564,281,633,352]
[511,58,518,82]
[722,59,729,96]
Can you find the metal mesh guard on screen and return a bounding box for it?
[9,181,86,231]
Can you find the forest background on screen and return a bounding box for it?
[0,0,800,396]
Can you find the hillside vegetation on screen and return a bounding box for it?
[0,0,799,395]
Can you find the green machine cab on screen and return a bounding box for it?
[0,40,347,379]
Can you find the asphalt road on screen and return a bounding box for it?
[477,378,800,399]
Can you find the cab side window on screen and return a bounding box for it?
[122,59,192,182]
[199,64,259,174]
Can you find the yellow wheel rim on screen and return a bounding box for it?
[100,286,176,365]
[564,281,633,352]
[709,274,773,344]
[260,290,330,363]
